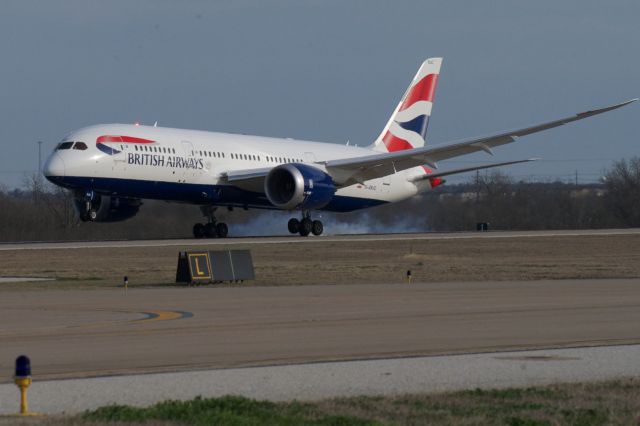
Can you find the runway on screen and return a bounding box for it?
[1,278,639,383]
[1,228,640,251]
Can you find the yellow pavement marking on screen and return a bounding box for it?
[135,310,188,323]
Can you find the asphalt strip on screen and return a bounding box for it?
[0,344,638,415]
[1,228,640,251]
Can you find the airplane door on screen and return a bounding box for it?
[381,176,391,193]
[181,140,194,156]
[181,140,200,182]
[112,142,128,175]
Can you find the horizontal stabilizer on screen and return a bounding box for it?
[411,158,539,182]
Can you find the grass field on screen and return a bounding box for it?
[3,378,639,425]
[0,234,639,291]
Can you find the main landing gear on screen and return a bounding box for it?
[287,211,323,237]
[193,206,228,238]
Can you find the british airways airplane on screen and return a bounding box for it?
[43,58,636,238]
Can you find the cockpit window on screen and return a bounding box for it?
[56,142,74,150]
[73,142,88,150]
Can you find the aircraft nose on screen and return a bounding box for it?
[43,153,66,182]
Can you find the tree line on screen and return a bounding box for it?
[1,157,638,242]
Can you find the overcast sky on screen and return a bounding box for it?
[1,0,638,188]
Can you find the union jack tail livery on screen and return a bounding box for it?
[371,57,442,152]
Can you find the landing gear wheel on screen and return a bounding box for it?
[88,209,98,222]
[216,222,228,238]
[311,220,323,236]
[79,211,90,222]
[288,218,300,234]
[299,218,312,237]
[193,223,205,238]
[204,223,218,238]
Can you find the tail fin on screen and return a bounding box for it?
[370,58,442,152]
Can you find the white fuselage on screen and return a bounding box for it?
[44,123,434,212]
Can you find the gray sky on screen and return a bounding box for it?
[1,0,638,188]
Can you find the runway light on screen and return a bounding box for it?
[14,355,32,415]
[406,270,412,284]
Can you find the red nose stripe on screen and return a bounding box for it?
[96,135,155,144]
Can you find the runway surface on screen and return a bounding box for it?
[1,228,640,251]
[1,279,639,383]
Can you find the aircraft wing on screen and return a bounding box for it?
[223,166,273,192]
[325,98,637,185]
[222,98,636,190]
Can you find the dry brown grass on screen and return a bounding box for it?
[0,234,639,291]
[310,378,640,425]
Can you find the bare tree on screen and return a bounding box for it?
[604,156,640,227]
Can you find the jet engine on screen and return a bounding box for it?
[264,164,336,210]
[73,193,141,222]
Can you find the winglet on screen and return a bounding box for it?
[577,98,638,118]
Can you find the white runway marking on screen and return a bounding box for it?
[0,277,54,283]
[1,228,639,251]
[0,344,638,415]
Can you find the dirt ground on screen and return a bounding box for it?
[0,233,639,290]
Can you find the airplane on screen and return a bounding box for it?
[43,58,636,238]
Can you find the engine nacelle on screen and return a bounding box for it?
[74,194,141,222]
[264,164,336,210]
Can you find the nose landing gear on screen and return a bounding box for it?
[288,211,323,237]
[193,206,229,238]
[76,190,98,222]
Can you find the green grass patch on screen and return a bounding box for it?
[79,379,640,426]
[84,395,379,426]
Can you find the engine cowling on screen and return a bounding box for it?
[264,163,336,210]
[74,194,141,222]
